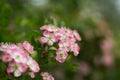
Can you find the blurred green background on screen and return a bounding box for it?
[0,0,120,80]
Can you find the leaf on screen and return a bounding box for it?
[48,47,57,51]
[0,62,7,72]
[65,54,72,62]
[64,62,80,72]
[31,51,39,61]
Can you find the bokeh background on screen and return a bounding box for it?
[0,0,120,80]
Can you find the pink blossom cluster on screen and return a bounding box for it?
[39,24,81,63]
[41,72,54,80]
[0,41,40,78]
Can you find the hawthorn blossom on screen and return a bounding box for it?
[41,72,54,80]
[0,43,10,52]
[27,57,40,72]
[40,24,57,32]
[58,41,70,52]
[11,50,27,63]
[1,53,12,63]
[28,72,35,78]
[59,35,69,42]
[70,43,80,56]
[73,30,81,41]
[53,28,64,40]
[55,50,68,63]
[39,31,56,45]
[0,43,28,63]
[7,61,27,77]
[22,41,34,54]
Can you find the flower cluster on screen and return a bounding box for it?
[0,24,81,79]
[41,72,54,80]
[39,24,81,63]
[0,41,40,78]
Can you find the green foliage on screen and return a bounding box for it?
[0,0,12,27]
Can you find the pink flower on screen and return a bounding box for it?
[53,28,63,40]
[27,57,40,72]
[1,53,12,63]
[69,37,76,44]
[41,72,54,80]
[22,41,34,54]
[55,50,68,63]
[40,24,57,32]
[59,35,69,42]
[0,43,28,64]
[0,43,11,52]
[73,30,81,41]
[7,61,27,77]
[10,49,27,63]
[39,31,56,45]
[28,72,35,78]
[70,43,80,56]
[58,41,70,52]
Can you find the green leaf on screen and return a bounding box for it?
[48,47,57,51]
[31,51,38,60]
[65,54,72,62]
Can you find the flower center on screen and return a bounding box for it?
[59,53,63,58]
